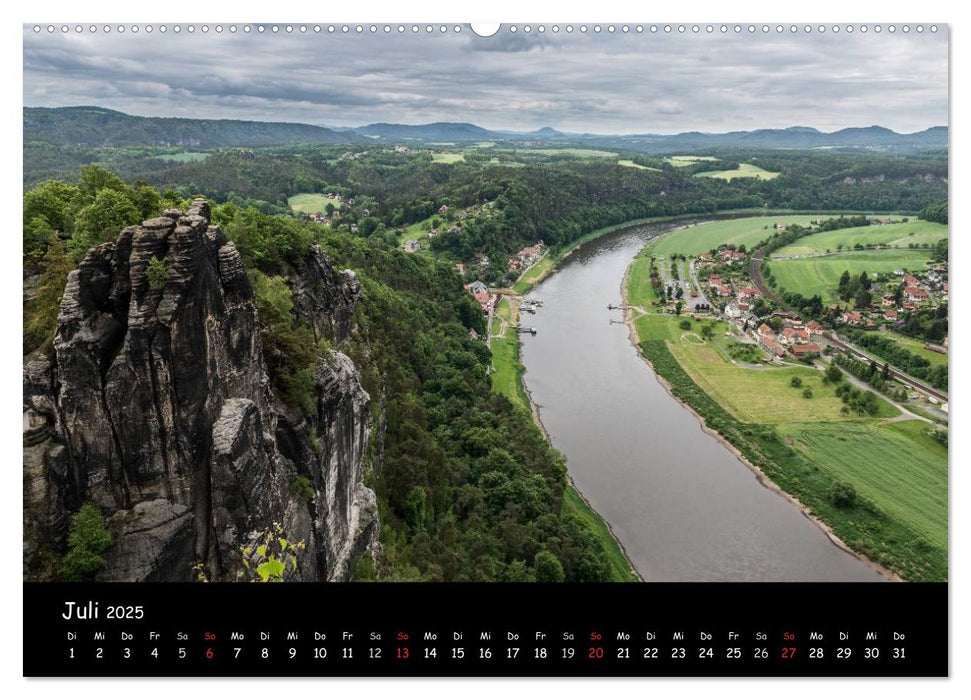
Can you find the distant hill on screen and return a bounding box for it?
[356,122,493,141]
[24,106,352,147]
[23,106,947,153]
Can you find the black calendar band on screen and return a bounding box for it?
[24,582,947,677]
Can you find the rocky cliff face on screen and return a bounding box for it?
[23,199,377,582]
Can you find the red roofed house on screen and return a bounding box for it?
[779,327,810,345]
[760,337,786,357]
[708,275,723,287]
[758,323,774,338]
[789,343,822,358]
[906,287,928,302]
[884,308,899,321]
[841,311,862,325]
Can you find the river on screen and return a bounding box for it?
[520,223,886,582]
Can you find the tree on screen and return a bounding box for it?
[59,504,114,581]
[533,550,565,583]
[790,376,803,388]
[23,179,81,233]
[829,481,857,509]
[72,189,140,256]
[838,270,851,299]
[824,364,843,384]
[802,387,813,399]
[881,362,891,381]
[146,255,169,291]
[23,216,54,260]
[26,236,74,353]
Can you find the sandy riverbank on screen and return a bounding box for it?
[620,253,901,583]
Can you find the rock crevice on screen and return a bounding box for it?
[23,199,376,582]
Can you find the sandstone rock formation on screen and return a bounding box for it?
[23,199,377,582]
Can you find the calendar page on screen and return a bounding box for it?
[21,20,948,677]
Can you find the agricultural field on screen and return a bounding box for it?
[664,155,718,167]
[156,151,209,163]
[651,215,823,257]
[769,248,935,304]
[634,314,897,423]
[778,421,947,549]
[504,147,618,159]
[617,159,658,170]
[773,220,947,257]
[431,152,465,163]
[287,192,342,214]
[400,214,442,244]
[695,162,780,181]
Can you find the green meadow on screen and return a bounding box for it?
[288,192,342,214]
[651,215,823,257]
[773,220,947,257]
[769,249,934,303]
[695,163,780,181]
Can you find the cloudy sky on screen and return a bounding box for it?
[22,25,949,134]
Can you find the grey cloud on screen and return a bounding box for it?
[22,25,947,133]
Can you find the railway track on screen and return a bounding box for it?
[750,248,948,404]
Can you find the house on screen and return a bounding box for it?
[698,252,714,262]
[448,226,462,235]
[841,311,862,325]
[472,292,493,314]
[438,205,449,215]
[737,287,761,301]
[881,294,897,307]
[941,283,948,300]
[455,263,466,275]
[404,240,422,253]
[789,342,822,358]
[466,280,488,295]
[708,275,722,286]
[724,301,743,319]
[905,287,928,302]
[779,327,810,345]
[758,323,774,338]
[716,285,733,297]
[805,320,825,340]
[884,308,899,321]
[759,336,786,357]
[903,274,920,287]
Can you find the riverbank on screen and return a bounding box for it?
[510,207,910,296]
[489,295,641,582]
[621,243,946,581]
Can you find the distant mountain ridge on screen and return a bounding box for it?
[24,106,947,152]
[24,106,351,148]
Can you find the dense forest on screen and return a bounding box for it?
[23,143,947,288]
[23,166,616,582]
[22,135,949,581]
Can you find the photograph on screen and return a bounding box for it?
[18,18,950,679]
